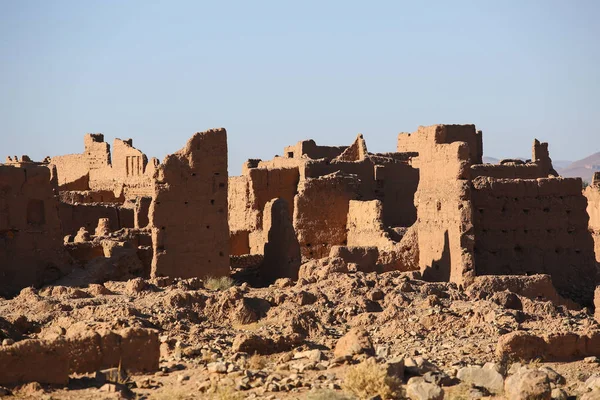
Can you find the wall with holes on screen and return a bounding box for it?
[397,124,478,285]
[149,128,230,279]
[293,172,360,259]
[471,176,596,304]
[0,163,71,297]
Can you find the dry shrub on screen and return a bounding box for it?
[247,353,267,370]
[205,276,235,291]
[306,390,355,400]
[211,385,243,400]
[343,358,403,399]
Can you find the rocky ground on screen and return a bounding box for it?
[2,259,600,399]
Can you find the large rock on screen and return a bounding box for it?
[406,377,444,400]
[504,370,551,400]
[457,362,504,394]
[333,327,374,358]
[232,332,303,355]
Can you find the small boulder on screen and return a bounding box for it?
[457,362,504,394]
[504,370,551,400]
[333,328,374,359]
[406,377,444,400]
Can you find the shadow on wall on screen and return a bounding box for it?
[422,230,450,282]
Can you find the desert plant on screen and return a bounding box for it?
[247,353,267,370]
[204,276,235,291]
[342,358,403,399]
[306,390,355,400]
[211,385,243,400]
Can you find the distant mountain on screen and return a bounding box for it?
[552,160,574,170]
[482,156,527,164]
[483,154,600,183]
[557,152,600,183]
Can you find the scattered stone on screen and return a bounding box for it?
[457,363,504,394]
[504,370,551,400]
[207,362,227,374]
[406,377,444,400]
[333,328,374,358]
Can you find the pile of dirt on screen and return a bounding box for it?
[1,261,600,399]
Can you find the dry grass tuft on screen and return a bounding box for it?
[204,276,235,291]
[247,353,267,370]
[342,358,403,399]
[211,385,243,400]
[306,389,355,400]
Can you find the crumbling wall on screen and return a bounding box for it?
[134,196,152,229]
[470,139,558,179]
[347,199,419,272]
[303,140,419,228]
[293,172,360,258]
[51,134,153,200]
[472,176,597,304]
[397,124,476,285]
[51,133,110,190]
[228,165,300,254]
[59,203,134,236]
[0,163,70,297]
[149,128,229,279]
[261,198,301,283]
[585,175,600,263]
[284,139,346,160]
[347,200,395,249]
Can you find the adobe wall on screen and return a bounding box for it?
[51,134,110,190]
[470,139,558,179]
[149,128,229,279]
[51,134,154,200]
[347,200,395,249]
[284,139,346,160]
[293,172,360,259]
[585,176,600,263]
[261,198,301,283]
[59,203,135,236]
[471,176,597,304]
[228,165,300,254]
[0,163,71,297]
[397,124,476,285]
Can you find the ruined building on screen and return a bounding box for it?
[228,134,419,264]
[397,125,596,304]
[0,129,230,296]
[231,124,597,303]
[1,123,598,305]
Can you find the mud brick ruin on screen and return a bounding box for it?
[2,123,600,394]
[1,129,229,297]
[585,172,600,263]
[1,124,599,304]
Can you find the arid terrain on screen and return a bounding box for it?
[1,124,600,399]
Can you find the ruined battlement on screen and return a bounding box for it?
[397,124,483,165]
[1,122,597,307]
[50,134,154,199]
[284,139,347,160]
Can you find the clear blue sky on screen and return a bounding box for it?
[1,0,598,174]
